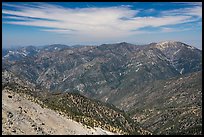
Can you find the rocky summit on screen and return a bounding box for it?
[2,41,202,135]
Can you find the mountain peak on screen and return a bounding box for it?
[157,40,181,45]
[118,42,131,45]
[156,41,183,48]
[154,41,196,51]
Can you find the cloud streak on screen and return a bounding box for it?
[2,3,202,40]
[161,6,202,18]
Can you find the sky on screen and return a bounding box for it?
[2,2,202,49]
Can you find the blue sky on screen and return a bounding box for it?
[2,2,202,49]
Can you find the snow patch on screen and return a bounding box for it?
[127,63,133,67]
[105,97,108,102]
[157,54,170,61]
[135,68,140,72]
[3,54,10,58]
[173,49,181,55]
[180,68,184,74]
[135,62,143,67]
[186,46,195,50]
[22,49,29,56]
[21,52,28,56]
[8,50,15,54]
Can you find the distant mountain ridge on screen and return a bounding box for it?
[2,41,201,100]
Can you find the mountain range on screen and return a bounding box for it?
[2,41,202,135]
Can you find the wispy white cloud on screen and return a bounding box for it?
[2,3,202,40]
[161,5,202,18]
[3,16,29,20]
[41,28,77,34]
[160,27,192,33]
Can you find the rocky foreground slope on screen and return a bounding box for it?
[2,88,117,135]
